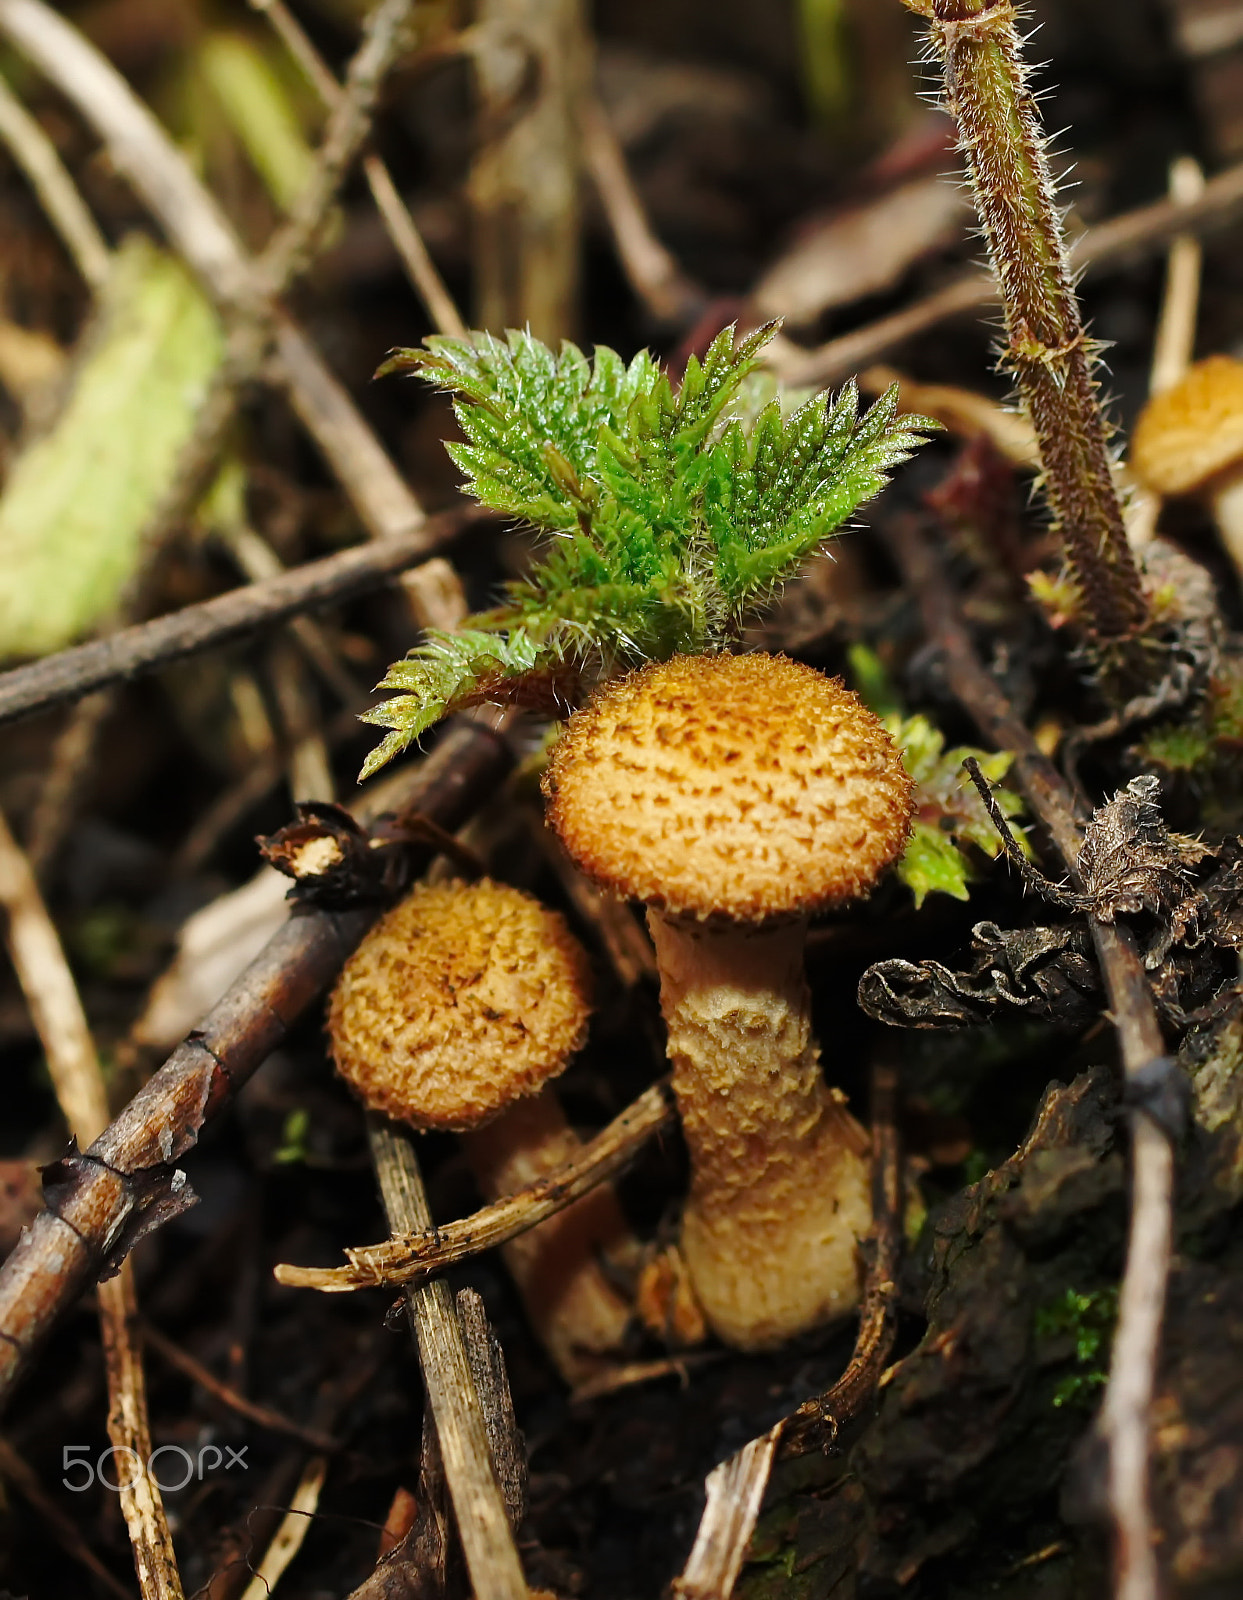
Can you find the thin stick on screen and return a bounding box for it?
[0,0,428,546]
[367,1116,530,1600]
[0,1434,134,1600]
[255,0,417,303]
[0,521,468,729]
[1127,156,1206,549]
[579,96,703,327]
[139,1320,339,1452]
[239,1454,328,1600]
[275,1081,675,1290]
[250,0,467,337]
[25,690,117,874]
[885,516,1171,1600]
[362,153,469,337]
[766,153,1243,388]
[0,806,184,1598]
[1148,157,1205,397]
[0,717,514,1406]
[0,68,109,287]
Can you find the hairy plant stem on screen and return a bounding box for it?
[907,0,1147,638]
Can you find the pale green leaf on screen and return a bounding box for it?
[0,236,224,661]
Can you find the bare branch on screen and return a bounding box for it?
[0,518,474,729]
[0,806,184,1597]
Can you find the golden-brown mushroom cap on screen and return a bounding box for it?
[1131,355,1243,495]
[542,653,913,924]
[328,879,592,1131]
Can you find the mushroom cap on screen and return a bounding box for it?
[327,879,592,1131]
[1131,355,1243,495]
[542,653,913,924]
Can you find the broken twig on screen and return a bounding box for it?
[275,1081,675,1290]
[0,520,472,729]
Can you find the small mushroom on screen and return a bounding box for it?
[543,652,912,1350]
[1130,354,1243,578]
[328,878,633,1383]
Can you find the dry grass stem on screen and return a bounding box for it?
[0,68,109,287]
[0,805,184,1597]
[276,1081,675,1291]
[249,0,467,335]
[367,1116,530,1600]
[139,1320,339,1451]
[673,1426,783,1600]
[239,1453,328,1600]
[579,96,704,326]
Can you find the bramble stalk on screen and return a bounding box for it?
[904,0,1147,638]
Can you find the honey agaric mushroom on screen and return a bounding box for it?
[543,652,913,1350]
[328,878,633,1383]
[1131,354,1243,578]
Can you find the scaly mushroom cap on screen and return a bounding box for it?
[1131,355,1243,495]
[543,652,913,923]
[328,879,592,1131]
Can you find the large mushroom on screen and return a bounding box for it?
[328,878,633,1383]
[543,652,912,1350]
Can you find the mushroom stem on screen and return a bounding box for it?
[463,1088,634,1384]
[1210,473,1243,582]
[647,912,871,1351]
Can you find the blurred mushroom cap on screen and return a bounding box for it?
[328,879,592,1131]
[543,652,912,924]
[1131,355,1243,496]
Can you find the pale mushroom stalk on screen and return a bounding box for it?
[544,653,912,1351]
[646,915,871,1350]
[463,1088,634,1381]
[1131,355,1243,584]
[328,878,632,1384]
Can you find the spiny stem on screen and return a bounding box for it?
[906,0,1148,638]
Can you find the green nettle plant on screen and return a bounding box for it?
[359,323,931,776]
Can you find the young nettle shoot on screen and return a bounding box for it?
[328,879,633,1383]
[361,323,932,774]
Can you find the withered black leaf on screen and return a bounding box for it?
[866,772,1243,1031]
[858,921,1101,1029]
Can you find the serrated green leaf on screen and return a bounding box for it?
[897,820,975,908]
[362,324,934,773]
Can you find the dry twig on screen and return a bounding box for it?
[251,0,468,337]
[0,521,471,729]
[886,515,1172,1600]
[579,96,704,327]
[368,1116,530,1600]
[275,1081,675,1291]
[0,66,109,287]
[0,805,184,1597]
[766,153,1243,387]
